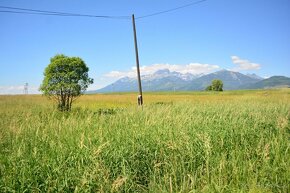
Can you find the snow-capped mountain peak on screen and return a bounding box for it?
[94,69,267,92]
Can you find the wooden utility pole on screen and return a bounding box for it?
[132,14,143,106]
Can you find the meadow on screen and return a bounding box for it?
[0,89,289,192]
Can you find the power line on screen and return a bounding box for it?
[0,0,207,20]
[136,0,207,19]
[0,5,130,19]
[0,10,81,17]
[0,10,129,19]
[0,5,80,15]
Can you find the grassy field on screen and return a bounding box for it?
[0,89,289,192]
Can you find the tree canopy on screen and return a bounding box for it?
[206,79,223,91]
[40,54,93,111]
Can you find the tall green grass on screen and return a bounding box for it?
[0,90,289,192]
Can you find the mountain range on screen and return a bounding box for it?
[92,69,290,93]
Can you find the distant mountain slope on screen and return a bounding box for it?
[240,76,290,89]
[97,77,137,93]
[96,69,197,93]
[184,70,261,90]
[246,73,264,80]
[91,69,288,93]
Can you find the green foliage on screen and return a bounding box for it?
[205,85,212,91]
[206,79,223,91]
[40,54,93,111]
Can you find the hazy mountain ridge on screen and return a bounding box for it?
[96,69,191,92]
[183,70,263,90]
[239,76,290,89]
[93,69,289,93]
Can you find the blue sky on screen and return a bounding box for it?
[0,0,289,94]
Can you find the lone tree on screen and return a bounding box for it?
[40,54,93,111]
[206,79,223,91]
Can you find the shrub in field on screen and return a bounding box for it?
[40,54,93,111]
[206,79,223,91]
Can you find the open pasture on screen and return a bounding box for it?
[0,89,289,192]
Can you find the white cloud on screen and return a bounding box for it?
[231,56,261,71]
[0,85,40,95]
[104,70,136,78]
[104,63,220,79]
